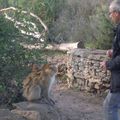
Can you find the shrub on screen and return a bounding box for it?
[85,5,114,49]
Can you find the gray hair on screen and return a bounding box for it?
[109,0,120,12]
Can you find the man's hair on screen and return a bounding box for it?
[109,0,120,12]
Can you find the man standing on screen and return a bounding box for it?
[100,0,120,120]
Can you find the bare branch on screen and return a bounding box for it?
[0,7,48,40]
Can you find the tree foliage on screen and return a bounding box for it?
[85,5,114,49]
[0,0,54,104]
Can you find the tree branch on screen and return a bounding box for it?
[0,7,48,40]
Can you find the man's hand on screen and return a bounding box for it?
[100,61,107,70]
[106,49,113,58]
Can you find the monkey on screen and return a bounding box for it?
[22,63,57,105]
[22,64,41,101]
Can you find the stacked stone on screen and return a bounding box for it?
[57,63,68,83]
[67,49,111,94]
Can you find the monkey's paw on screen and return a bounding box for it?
[40,97,55,106]
[32,97,55,106]
[47,98,55,106]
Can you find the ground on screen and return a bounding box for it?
[48,54,105,120]
[0,84,105,120]
[53,84,104,120]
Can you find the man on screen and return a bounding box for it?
[100,0,120,120]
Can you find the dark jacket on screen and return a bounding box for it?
[106,23,120,93]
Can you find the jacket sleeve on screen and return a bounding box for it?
[106,56,120,71]
[106,25,120,71]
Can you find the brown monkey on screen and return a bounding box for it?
[22,63,57,105]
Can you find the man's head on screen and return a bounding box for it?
[109,0,120,23]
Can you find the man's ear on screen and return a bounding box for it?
[118,13,120,17]
[114,12,117,16]
[115,12,120,17]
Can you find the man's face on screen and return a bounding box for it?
[109,10,120,23]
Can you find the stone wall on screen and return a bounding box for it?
[67,49,111,94]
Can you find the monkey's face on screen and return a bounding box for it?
[43,64,57,77]
[48,64,57,77]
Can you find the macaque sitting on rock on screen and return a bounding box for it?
[22,63,57,105]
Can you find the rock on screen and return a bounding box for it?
[0,109,26,120]
[12,110,41,120]
[67,49,110,95]
[12,102,62,120]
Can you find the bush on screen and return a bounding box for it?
[48,0,99,43]
[0,15,46,105]
[85,6,114,49]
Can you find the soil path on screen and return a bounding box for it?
[0,85,105,120]
[53,84,104,120]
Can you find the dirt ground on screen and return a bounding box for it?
[53,84,105,120]
[0,84,105,120]
[47,54,105,120]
